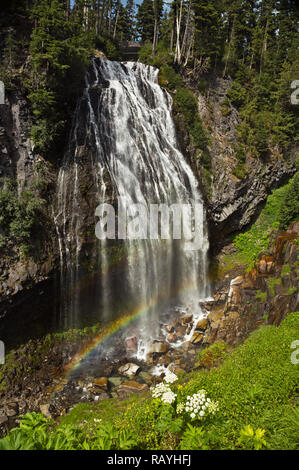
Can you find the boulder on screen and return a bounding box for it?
[148,342,170,355]
[176,325,188,338]
[139,372,153,384]
[190,332,203,344]
[108,377,124,387]
[116,381,148,397]
[165,324,174,333]
[181,314,193,324]
[94,377,108,390]
[125,336,137,353]
[40,404,51,418]
[166,332,177,342]
[195,318,208,330]
[118,363,140,378]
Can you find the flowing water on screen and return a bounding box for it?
[55,58,209,359]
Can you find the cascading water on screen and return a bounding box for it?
[55,58,209,360]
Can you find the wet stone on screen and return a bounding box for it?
[94,377,108,390]
[118,363,140,378]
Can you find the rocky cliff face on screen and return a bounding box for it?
[179,74,297,253]
[197,222,298,346]
[0,93,58,327]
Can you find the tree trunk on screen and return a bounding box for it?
[223,14,236,77]
[174,0,183,63]
[180,0,192,64]
[260,14,269,74]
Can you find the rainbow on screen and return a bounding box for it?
[62,280,201,379]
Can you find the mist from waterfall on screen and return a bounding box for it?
[55,58,209,357]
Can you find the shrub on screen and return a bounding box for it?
[159,66,183,90]
[197,341,232,368]
[278,172,299,229]
[0,179,45,252]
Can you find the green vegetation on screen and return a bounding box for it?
[278,172,299,229]
[267,277,282,297]
[281,264,291,276]
[255,290,267,303]
[0,179,45,254]
[138,43,211,177]
[196,341,232,369]
[0,323,103,393]
[1,312,298,450]
[220,168,299,272]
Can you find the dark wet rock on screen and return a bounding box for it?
[181,314,193,324]
[164,324,174,333]
[166,332,177,343]
[0,415,8,426]
[139,372,153,384]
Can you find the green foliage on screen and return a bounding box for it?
[267,277,281,296]
[0,27,20,91]
[278,172,299,229]
[255,290,267,303]
[197,341,232,369]
[220,99,231,117]
[287,287,297,296]
[179,424,210,450]
[95,35,122,61]
[0,412,137,450]
[0,179,45,252]
[238,425,267,450]
[281,264,291,276]
[175,88,209,151]
[232,174,298,268]
[24,0,93,157]
[177,312,299,449]
[159,66,183,90]
[232,162,247,180]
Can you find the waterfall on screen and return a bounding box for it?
[55,58,209,357]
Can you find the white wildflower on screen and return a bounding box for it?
[161,390,177,404]
[164,370,178,384]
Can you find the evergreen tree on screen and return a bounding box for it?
[136,0,155,42]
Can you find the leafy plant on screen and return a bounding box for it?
[238,425,267,450]
[179,424,210,450]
